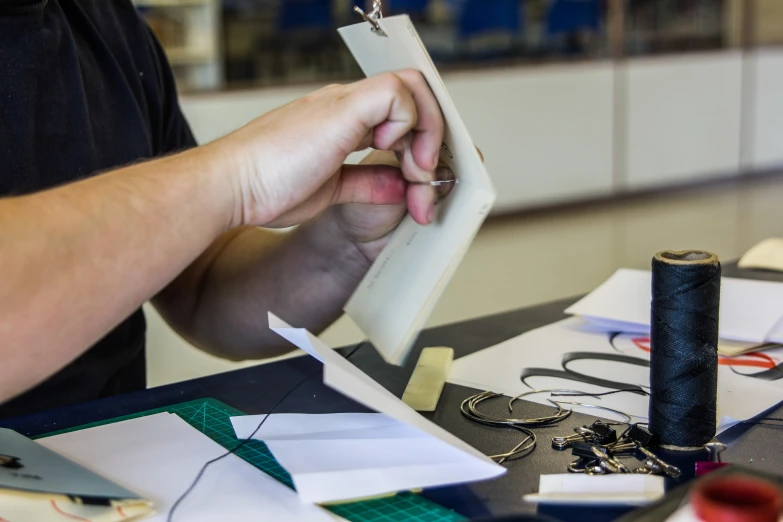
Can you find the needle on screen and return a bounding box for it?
[410,180,459,186]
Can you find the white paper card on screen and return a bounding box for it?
[340,16,496,365]
[565,268,783,343]
[523,474,665,506]
[267,313,505,503]
[38,413,335,521]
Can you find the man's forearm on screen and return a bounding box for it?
[0,144,235,402]
[155,208,372,360]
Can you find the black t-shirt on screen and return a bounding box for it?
[0,0,197,418]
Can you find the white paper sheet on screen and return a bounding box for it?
[267,313,505,503]
[447,318,783,432]
[565,268,783,343]
[38,413,335,521]
[231,413,426,441]
[340,16,496,366]
[232,413,485,504]
[523,474,665,506]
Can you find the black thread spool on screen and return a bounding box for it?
[649,250,721,450]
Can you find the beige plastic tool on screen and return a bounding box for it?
[739,238,783,272]
[402,347,454,412]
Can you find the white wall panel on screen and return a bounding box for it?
[748,48,783,170]
[180,85,317,144]
[445,64,615,212]
[181,64,616,213]
[624,52,743,189]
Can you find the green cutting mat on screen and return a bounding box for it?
[37,398,466,522]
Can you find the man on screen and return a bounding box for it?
[0,0,445,417]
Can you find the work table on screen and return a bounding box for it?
[2,264,781,521]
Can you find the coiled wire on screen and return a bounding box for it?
[460,390,577,463]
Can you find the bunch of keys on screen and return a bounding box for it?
[565,422,681,478]
[568,443,680,477]
[552,420,617,450]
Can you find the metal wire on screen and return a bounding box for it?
[508,389,603,414]
[488,427,536,464]
[461,391,571,428]
[548,401,633,425]
[459,390,582,466]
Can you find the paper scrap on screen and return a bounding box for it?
[267,313,505,503]
[38,413,335,521]
[523,474,665,506]
[565,268,783,343]
[340,16,496,366]
[447,317,783,432]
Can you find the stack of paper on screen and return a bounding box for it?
[565,268,783,345]
[447,317,783,432]
[266,313,505,503]
[38,413,336,521]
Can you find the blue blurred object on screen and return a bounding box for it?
[353,0,429,15]
[457,0,522,40]
[223,0,276,14]
[387,0,429,15]
[546,0,601,36]
[278,0,333,32]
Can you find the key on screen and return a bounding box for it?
[606,441,639,456]
[552,429,594,450]
[572,442,607,460]
[585,462,607,475]
[567,457,592,473]
[638,447,681,478]
[633,460,663,474]
[591,446,630,474]
[568,456,603,474]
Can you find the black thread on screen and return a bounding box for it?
[649,252,720,448]
[740,417,783,429]
[167,340,368,522]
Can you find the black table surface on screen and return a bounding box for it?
[2,264,782,521]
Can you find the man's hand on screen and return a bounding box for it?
[0,69,451,401]
[330,150,456,261]
[219,70,444,229]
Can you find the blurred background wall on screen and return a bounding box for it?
[129,0,783,385]
[134,0,783,211]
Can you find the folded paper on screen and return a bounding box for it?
[266,313,505,503]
